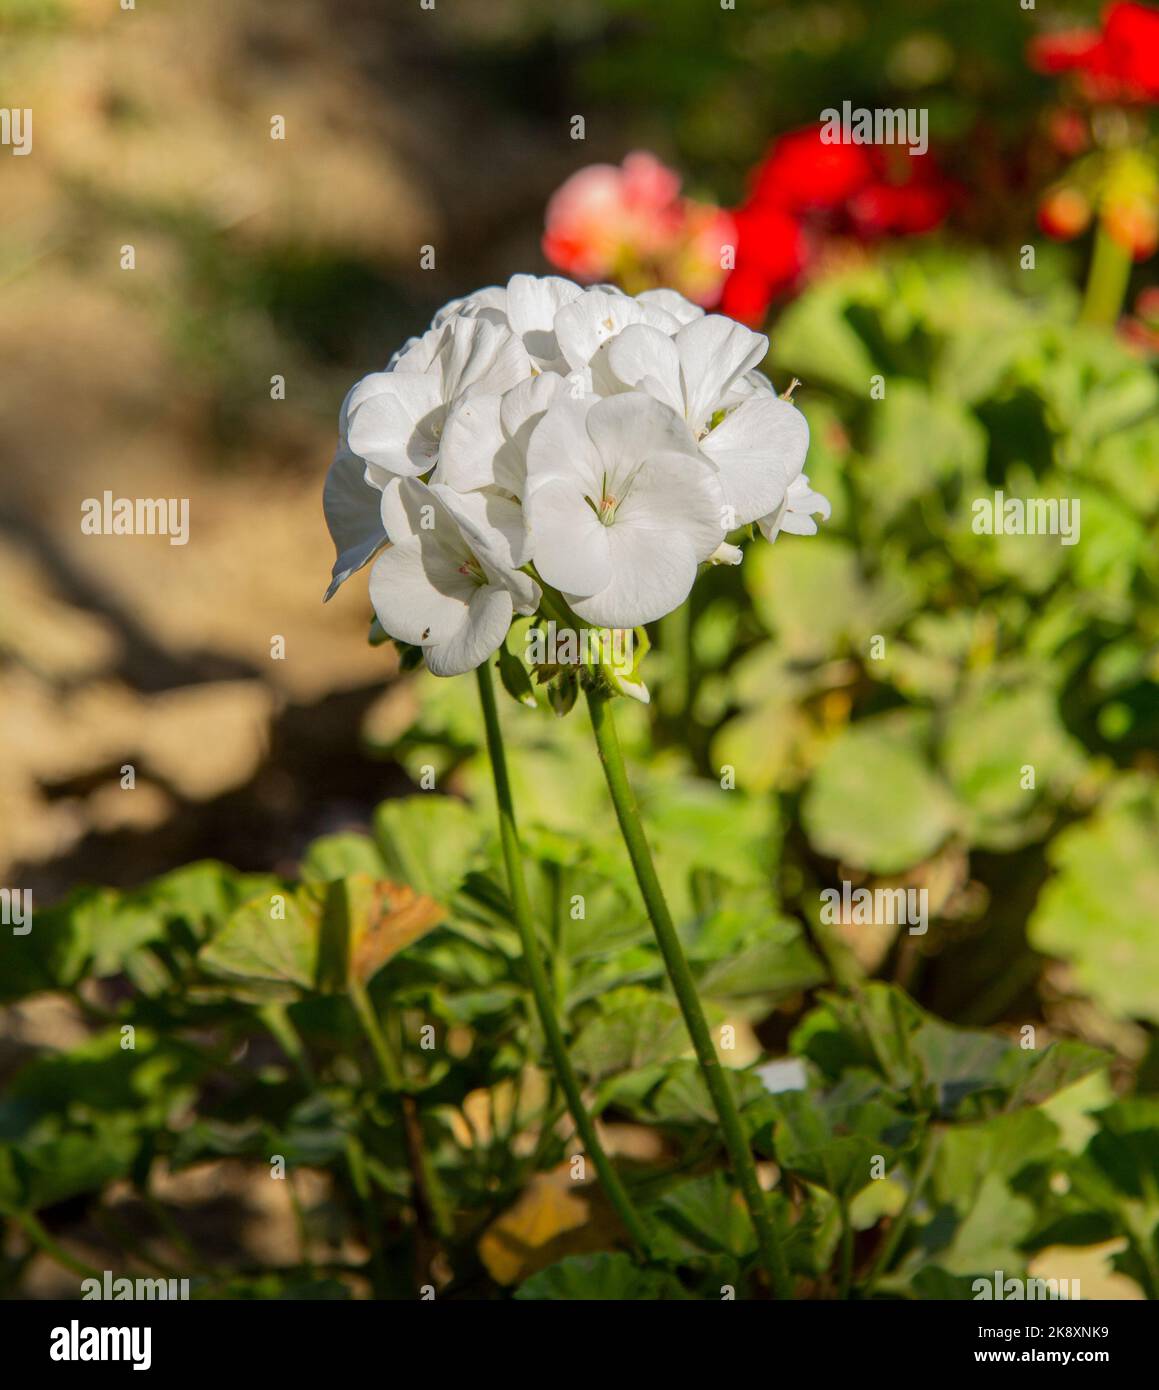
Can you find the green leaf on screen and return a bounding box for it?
[301,833,387,883]
[199,886,318,995]
[860,382,987,528]
[496,631,538,708]
[649,1059,772,1133]
[939,679,1085,850]
[0,1118,143,1214]
[1084,414,1159,516]
[1029,778,1159,1023]
[650,1172,757,1262]
[695,916,825,1001]
[547,669,578,717]
[920,1172,1037,1278]
[769,271,884,395]
[570,987,687,1082]
[1083,1099,1159,1203]
[745,536,871,663]
[934,1110,1061,1214]
[802,714,958,873]
[793,985,1105,1118]
[373,794,486,901]
[769,1084,917,1197]
[198,875,444,996]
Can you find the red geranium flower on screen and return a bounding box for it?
[719,203,806,322]
[749,126,874,213]
[721,125,954,325]
[1029,2,1159,103]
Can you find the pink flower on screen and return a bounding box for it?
[543,152,735,305]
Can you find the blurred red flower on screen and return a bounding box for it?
[1122,284,1159,350]
[1029,2,1159,103]
[749,127,874,213]
[721,125,954,325]
[1037,185,1093,240]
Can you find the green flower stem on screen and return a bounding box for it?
[861,1128,941,1297]
[259,1002,316,1088]
[15,1211,103,1281]
[584,683,793,1298]
[343,1133,389,1295]
[1080,218,1133,328]
[837,1200,854,1299]
[349,976,455,1244]
[475,661,651,1257]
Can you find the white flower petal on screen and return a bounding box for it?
[525,393,604,495]
[438,316,532,401]
[424,585,515,677]
[431,483,532,570]
[708,541,744,566]
[432,393,505,492]
[390,326,444,375]
[726,368,777,403]
[675,315,769,429]
[345,371,445,475]
[611,448,726,562]
[528,393,722,612]
[505,273,582,367]
[368,476,535,675]
[367,537,474,648]
[497,373,567,497]
[322,444,388,598]
[699,396,810,526]
[569,526,700,627]
[635,287,706,325]
[757,472,831,543]
[525,475,611,596]
[432,286,508,329]
[585,392,700,491]
[553,287,679,374]
[606,325,685,416]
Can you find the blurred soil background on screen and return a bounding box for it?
[0,0,605,896]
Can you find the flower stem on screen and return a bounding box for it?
[1080,218,1132,328]
[15,1211,103,1281]
[584,683,792,1298]
[837,1200,854,1299]
[349,976,455,1244]
[475,662,652,1256]
[861,1128,941,1297]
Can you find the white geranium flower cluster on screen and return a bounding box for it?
[324,274,829,677]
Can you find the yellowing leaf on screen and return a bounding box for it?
[478,1171,591,1287]
[200,873,445,996]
